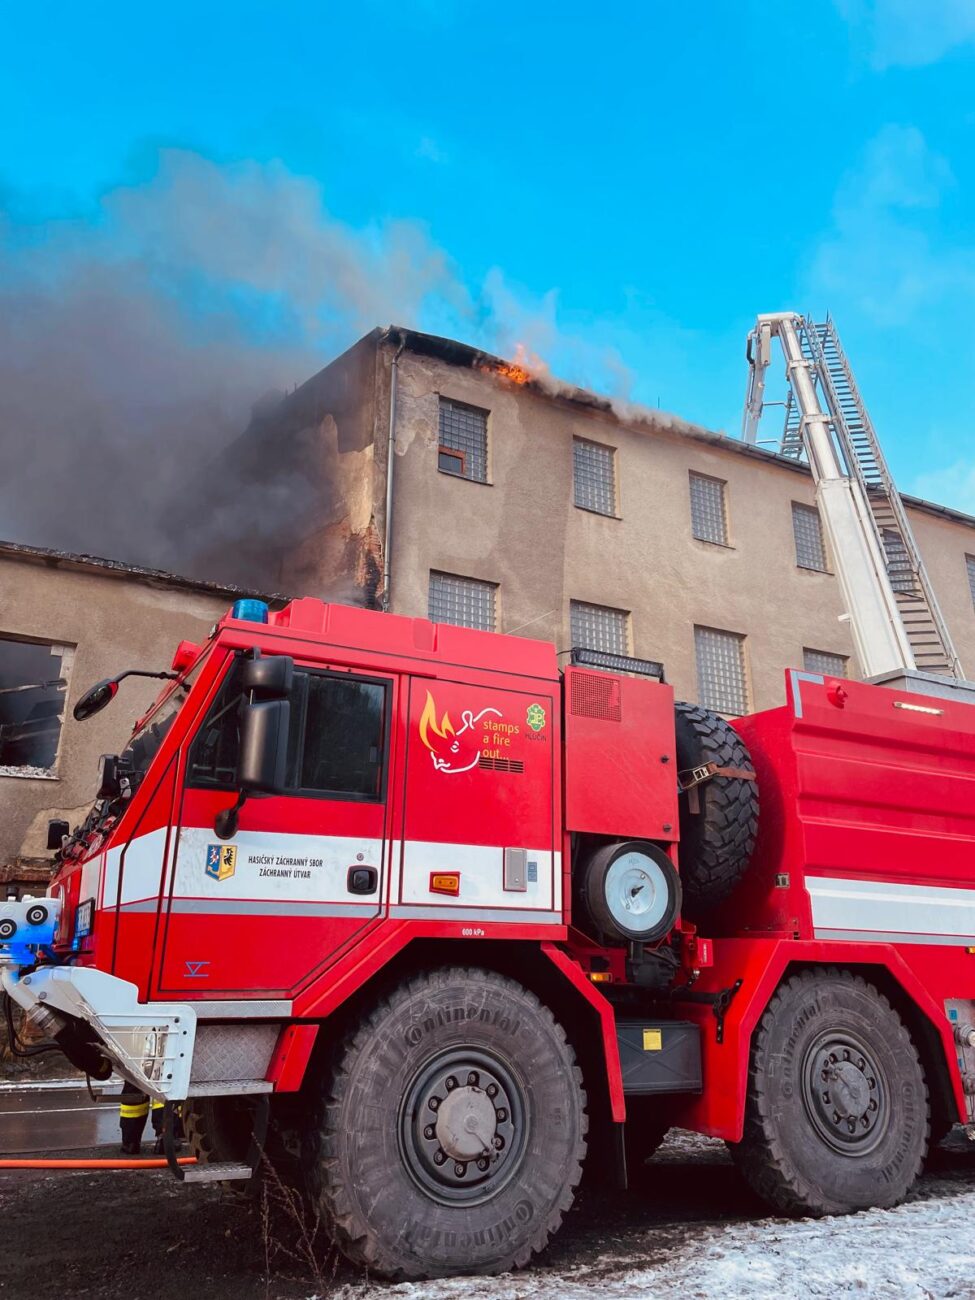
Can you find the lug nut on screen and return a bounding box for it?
[494,1135,504,1149]
[486,1084,498,1098]
[477,1158,489,1171]
[468,1072,479,1086]
[495,1108,507,1122]
[428,1096,440,1111]
[434,1151,446,1165]
[445,1077,456,1091]
[424,1125,435,1140]
[454,1163,466,1177]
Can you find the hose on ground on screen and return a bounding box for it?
[0,1156,197,1169]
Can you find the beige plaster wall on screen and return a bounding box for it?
[0,556,233,864]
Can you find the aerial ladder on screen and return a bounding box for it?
[743,312,965,685]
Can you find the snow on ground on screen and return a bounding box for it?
[335,1132,975,1300]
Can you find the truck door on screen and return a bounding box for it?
[154,653,395,999]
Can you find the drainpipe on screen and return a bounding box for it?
[382,337,406,613]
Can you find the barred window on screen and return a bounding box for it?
[438,398,488,483]
[570,600,630,655]
[689,473,728,545]
[881,528,916,595]
[573,438,617,516]
[694,626,748,715]
[967,555,975,608]
[803,648,848,678]
[428,571,497,632]
[792,503,827,571]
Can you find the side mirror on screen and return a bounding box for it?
[73,679,119,721]
[47,819,70,851]
[238,699,291,794]
[242,654,293,698]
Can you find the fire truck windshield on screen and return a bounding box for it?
[120,690,185,780]
[119,653,208,781]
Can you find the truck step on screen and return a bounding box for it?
[189,1080,273,1097]
[181,1161,254,1184]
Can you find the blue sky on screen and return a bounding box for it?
[2,0,975,514]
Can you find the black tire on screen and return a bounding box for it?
[25,904,48,927]
[730,969,928,1216]
[305,967,588,1279]
[624,1098,669,1189]
[0,918,16,940]
[186,1096,253,1166]
[675,701,758,918]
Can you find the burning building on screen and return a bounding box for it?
[193,325,975,712]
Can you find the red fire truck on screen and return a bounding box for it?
[3,314,975,1279]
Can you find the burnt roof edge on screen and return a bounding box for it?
[0,538,287,602]
[381,326,975,533]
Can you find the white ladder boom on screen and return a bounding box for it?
[743,312,963,681]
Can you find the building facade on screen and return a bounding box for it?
[224,327,975,716]
[0,540,272,881]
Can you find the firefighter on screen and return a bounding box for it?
[118,1091,183,1154]
[118,1089,150,1155]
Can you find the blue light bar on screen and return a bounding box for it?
[231,599,269,624]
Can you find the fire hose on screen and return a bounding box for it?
[0,1156,197,1169]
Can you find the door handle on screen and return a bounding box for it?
[347,866,379,895]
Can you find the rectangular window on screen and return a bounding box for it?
[188,657,387,800]
[694,626,748,715]
[803,648,848,677]
[287,674,386,798]
[0,635,71,776]
[438,398,488,483]
[428,571,497,632]
[967,554,975,608]
[573,438,617,516]
[570,600,630,655]
[689,472,728,545]
[882,528,916,594]
[792,502,827,571]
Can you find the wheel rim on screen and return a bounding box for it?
[399,1047,528,1205]
[801,1029,889,1156]
[604,851,672,935]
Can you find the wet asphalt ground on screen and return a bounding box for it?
[0,1079,120,1153]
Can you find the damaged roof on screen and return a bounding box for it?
[382,326,975,532]
[0,538,286,602]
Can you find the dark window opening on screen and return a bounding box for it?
[0,636,70,773]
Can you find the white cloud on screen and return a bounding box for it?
[837,0,975,69]
[416,136,449,165]
[807,125,975,326]
[911,460,975,516]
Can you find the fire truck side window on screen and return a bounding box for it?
[186,658,246,788]
[287,674,386,799]
[187,659,386,800]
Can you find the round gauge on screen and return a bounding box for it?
[581,841,681,944]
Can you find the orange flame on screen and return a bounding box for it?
[419,691,454,751]
[487,342,546,386]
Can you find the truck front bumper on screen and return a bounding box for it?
[1,964,197,1101]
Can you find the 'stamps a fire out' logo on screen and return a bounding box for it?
[418,691,502,774]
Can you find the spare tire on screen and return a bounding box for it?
[674,701,758,919]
